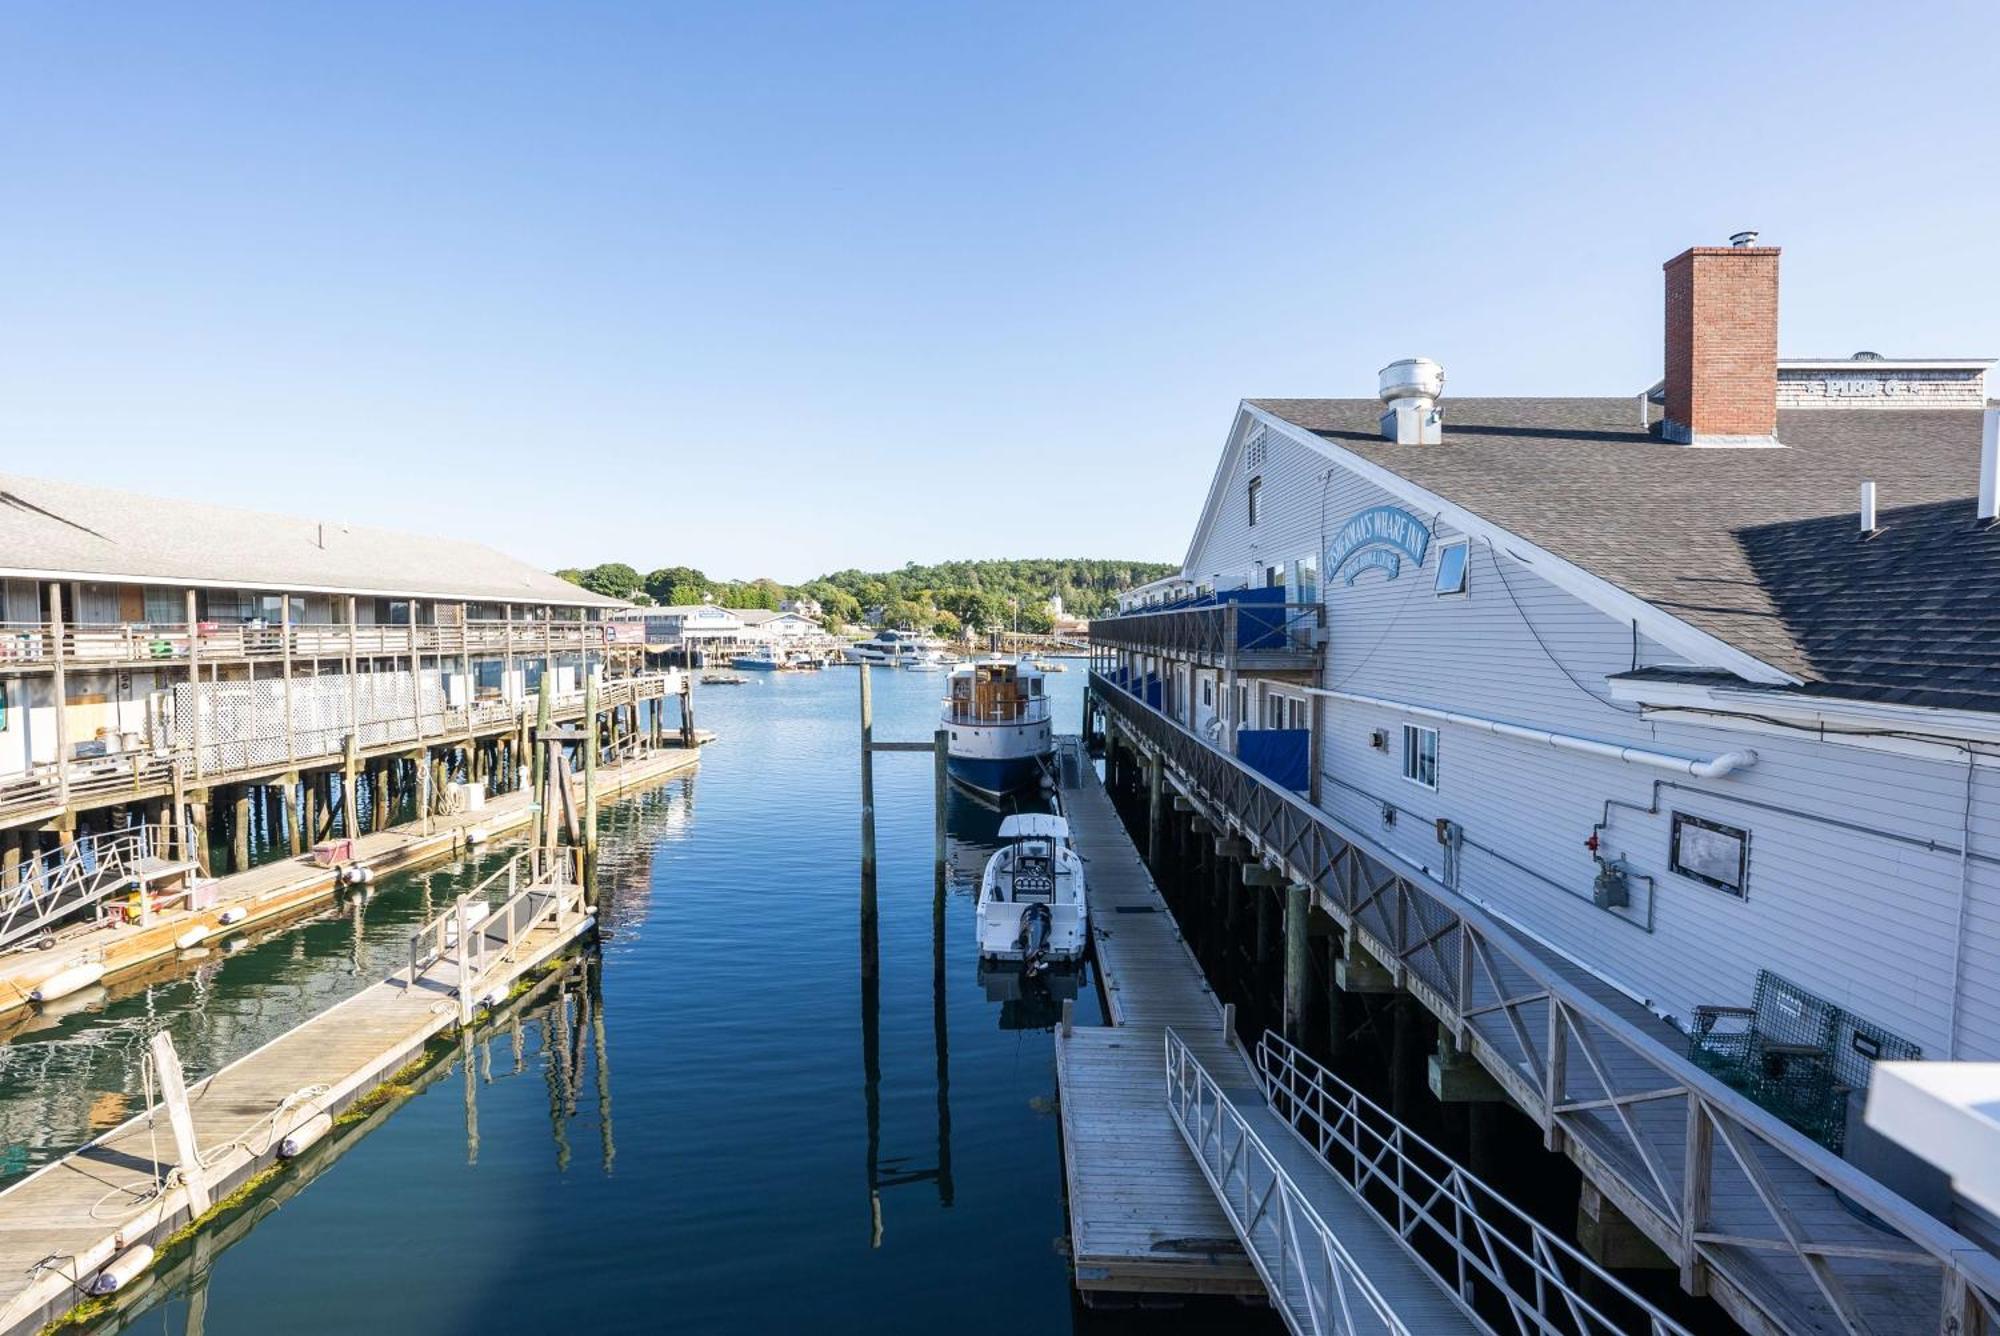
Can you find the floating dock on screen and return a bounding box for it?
[1053,758,1263,1299]
[0,848,598,1336]
[0,744,702,1024]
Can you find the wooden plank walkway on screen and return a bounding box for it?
[0,873,596,1336]
[0,745,700,1025]
[1055,759,1262,1298]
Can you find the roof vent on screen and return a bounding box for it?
[1852,350,1885,361]
[1729,230,1760,247]
[1378,358,1444,445]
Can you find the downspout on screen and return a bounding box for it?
[1308,686,1757,779]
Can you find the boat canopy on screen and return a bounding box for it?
[998,814,1070,841]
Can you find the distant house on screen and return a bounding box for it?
[735,608,820,644]
[863,604,888,628]
[782,596,823,619]
[616,603,743,649]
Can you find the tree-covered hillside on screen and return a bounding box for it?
[553,557,1175,635]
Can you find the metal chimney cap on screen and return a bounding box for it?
[1729,230,1760,248]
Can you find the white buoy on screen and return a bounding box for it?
[341,865,374,886]
[480,985,508,1009]
[175,924,211,951]
[464,825,490,846]
[223,936,249,953]
[30,961,105,1004]
[217,906,247,925]
[278,1111,332,1158]
[87,1243,154,1295]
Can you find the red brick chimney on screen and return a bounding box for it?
[1662,237,1780,446]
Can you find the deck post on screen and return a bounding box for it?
[582,672,600,886]
[147,1030,212,1216]
[280,589,295,767]
[1146,751,1164,866]
[1283,881,1309,1042]
[341,733,360,840]
[858,665,875,881]
[185,588,203,783]
[932,727,948,894]
[48,581,71,807]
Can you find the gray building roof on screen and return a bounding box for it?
[1250,399,1999,712]
[0,472,622,607]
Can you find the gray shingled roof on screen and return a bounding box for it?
[1249,399,1999,712]
[0,472,622,607]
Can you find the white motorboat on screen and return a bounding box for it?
[843,628,945,668]
[976,814,1087,969]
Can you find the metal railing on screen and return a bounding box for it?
[1164,1027,1410,1336]
[1091,600,1324,669]
[1257,1031,1692,1336]
[407,847,584,1000]
[0,823,187,952]
[940,694,1052,726]
[1095,674,2000,1336]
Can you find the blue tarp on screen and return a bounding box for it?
[1219,587,1289,652]
[1143,673,1162,711]
[1236,728,1310,792]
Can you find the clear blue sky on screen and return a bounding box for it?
[2,2,1994,584]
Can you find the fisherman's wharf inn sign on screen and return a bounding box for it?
[1326,505,1432,585]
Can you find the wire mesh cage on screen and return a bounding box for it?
[1688,969,1919,1153]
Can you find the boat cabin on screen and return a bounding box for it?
[947,662,1044,725]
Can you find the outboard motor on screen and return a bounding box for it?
[1016,902,1052,975]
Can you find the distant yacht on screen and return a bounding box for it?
[942,659,1052,798]
[843,628,944,668]
[730,645,784,671]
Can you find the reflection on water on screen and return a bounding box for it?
[37,666,1269,1335]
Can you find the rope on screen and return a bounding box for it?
[1485,538,1639,716]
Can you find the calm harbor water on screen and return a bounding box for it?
[10,664,1264,1335]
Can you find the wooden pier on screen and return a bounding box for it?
[0,744,701,1027]
[1053,757,1263,1299]
[0,845,597,1336]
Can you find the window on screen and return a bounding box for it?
[1233,684,1247,726]
[143,587,182,625]
[1296,555,1318,605]
[1401,724,1438,788]
[1287,698,1308,730]
[1201,679,1213,707]
[1265,562,1285,588]
[1247,476,1262,527]
[1434,541,1468,596]
[1671,813,1749,897]
[1264,694,1284,728]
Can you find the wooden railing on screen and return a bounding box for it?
[0,619,630,670]
[1094,673,2000,1336]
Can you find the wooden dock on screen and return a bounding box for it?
[0,744,701,1025]
[1053,758,1264,1299]
[0,850,597,1336]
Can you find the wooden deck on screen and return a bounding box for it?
[1055,759,1263,1299]
[0,872,596,1336]
[0,744,700,1026]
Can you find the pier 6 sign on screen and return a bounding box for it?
[1326,505,1431,585]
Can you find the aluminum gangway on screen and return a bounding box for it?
[1166,1027,1696,1336]
[0,824,195,952]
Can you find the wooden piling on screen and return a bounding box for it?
[858,665,875,881]
[933,726,948,893]
[232,787,251,873]
[582,673,600,877]
[1283,882,1309,1042]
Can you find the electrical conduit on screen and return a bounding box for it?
[1307,687,1757,779]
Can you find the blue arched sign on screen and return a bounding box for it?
[1326,505,1431,585]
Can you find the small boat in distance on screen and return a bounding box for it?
[942,660,1052,798]
[731,646,785,671]
[976,814,1087,970]
[700,670,749,685]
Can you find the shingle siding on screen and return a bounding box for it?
[1179,409,2000,1060]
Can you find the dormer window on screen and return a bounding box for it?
[1247,476,1262,527]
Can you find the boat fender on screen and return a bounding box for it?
[341,865,374,886]
[175,925,211,951]
[30,961,106,1004]
[223,936,249,953]
[464,826,489,846]
[217,906,247,925]
[87,1244,154,1296]
[278,1111,332,1159]
[480,986,508,1009]
[65,1235,121,1282]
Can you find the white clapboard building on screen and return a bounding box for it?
[1090,236,2000,1332]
